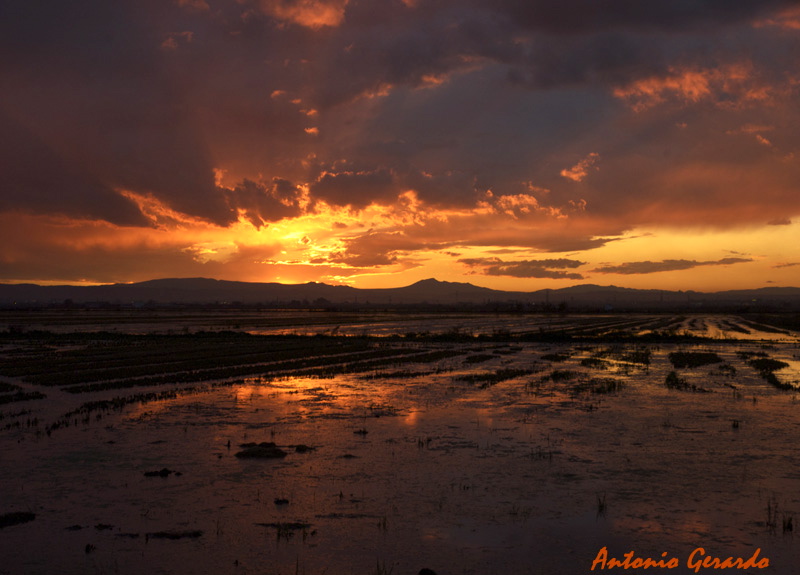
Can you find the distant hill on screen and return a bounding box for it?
[1,277,799,311]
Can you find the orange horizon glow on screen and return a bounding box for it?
[1,193,797,292]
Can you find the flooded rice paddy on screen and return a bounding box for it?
[1,312,799,574]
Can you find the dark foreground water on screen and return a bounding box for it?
[1,313,799,574]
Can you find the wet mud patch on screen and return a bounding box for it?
[0,511,35,529]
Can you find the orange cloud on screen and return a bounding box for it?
[726,124,776,148]
[313,191,620,269]
[484,192,565,219]
[183,241,240,264]
[755,134,772,147]
[161,31,193,50]
[615,69,712,108]
[257,0,349,29]
[560,153,600,182]
[756,6,800,30]
[613,64,777,111]
[328,231,431,267]
[119,190,201,229]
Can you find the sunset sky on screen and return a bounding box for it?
[2,0,799,291]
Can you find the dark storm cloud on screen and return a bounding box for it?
[223,178,308,227]
[592,257,753,275]
[2,0,799,227]
[314,0,798,102]
[0,0,233,225]
[303,1,519,108]
[498,0,797,34]
[403,169,484,207]
[310,169,398,208]
[304,1,800,215]
[460,257,586,279]
[0,113,147,226]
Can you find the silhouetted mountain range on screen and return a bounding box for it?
[2,278,800,311]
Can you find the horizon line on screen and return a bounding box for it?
[1,276,799,296]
